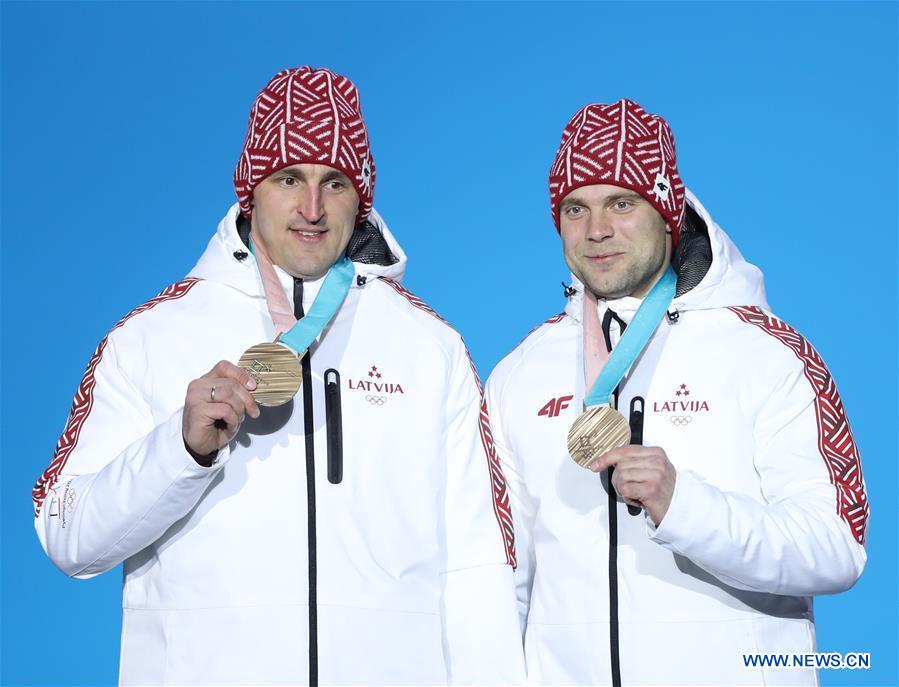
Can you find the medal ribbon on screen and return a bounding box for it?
[584,266,677,407]
[249,237,354,353]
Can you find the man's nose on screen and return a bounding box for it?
[296,186,324,224]
[586,211,614,240]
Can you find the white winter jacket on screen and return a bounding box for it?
[485,191,867,686]
[34,204,525,686]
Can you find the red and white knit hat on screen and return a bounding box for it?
[549,98,686,244]
[234,67,375,223]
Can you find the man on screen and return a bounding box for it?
[486,99,867,686]
[33,67,524,686]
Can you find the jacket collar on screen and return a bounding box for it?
[188,203,407,298]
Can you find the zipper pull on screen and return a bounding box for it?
[324,369,343,484]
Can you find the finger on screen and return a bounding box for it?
[609,454,669,473]
[202,360,257,390]
[207,379,260,419]
[589,446,637,472]
[591,446,666,472]
[612,477,651,505]
[201,402,241,433]
[611,466,662,485]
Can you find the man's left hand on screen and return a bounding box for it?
[590,446,677,527]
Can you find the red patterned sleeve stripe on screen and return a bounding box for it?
[729,306,868,545]
[32,279,202,516]
[378,277,517,567]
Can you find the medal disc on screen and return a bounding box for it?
[567,405,631,469]
[237,342,303,407]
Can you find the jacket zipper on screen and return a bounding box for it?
[294,278,318,687]
[601,308,626,687]
[324,369,343,484]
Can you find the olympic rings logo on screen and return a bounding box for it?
[365,395,388,406]
[669,415,693,427]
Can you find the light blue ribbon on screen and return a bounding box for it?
[249,239,354,354]
[279,257,354,353]
[585,266,677,407]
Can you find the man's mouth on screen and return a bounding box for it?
[291,228,327,242]
[586,252,623,264]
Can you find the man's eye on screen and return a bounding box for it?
[565,206,584,216]
[280,176,297,186]
[614,200,633,210]
[324,180,346,191]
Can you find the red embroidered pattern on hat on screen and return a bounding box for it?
[234,67,375,222]
[549,99,685,243]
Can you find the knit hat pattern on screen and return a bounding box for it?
[549,98,685,243]
[234,67,375,222]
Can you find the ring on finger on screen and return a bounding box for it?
[210,385,216,403]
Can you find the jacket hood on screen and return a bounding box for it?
[564,189,769,322]
[188,203,407,298]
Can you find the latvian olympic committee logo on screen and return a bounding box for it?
[651,383,710,427]
[347,365,405,406]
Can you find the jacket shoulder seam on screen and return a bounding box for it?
[515,312,568,352]
[491,312,569,390]
[374,277,459,335]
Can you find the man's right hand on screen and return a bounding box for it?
[182,360,260,459]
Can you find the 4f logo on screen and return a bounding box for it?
[360,155,373,195]
[538,395,573,418]
[652,173,671,203]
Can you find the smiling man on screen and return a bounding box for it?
[33,67,524,686]
[486,99,868,685]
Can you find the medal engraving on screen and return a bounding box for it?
[238,342,303,407]
[567,405,631,469]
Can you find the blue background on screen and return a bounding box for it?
[2,1,896,685]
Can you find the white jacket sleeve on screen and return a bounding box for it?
[439,337,525,685]
[33,333,230,579]
[484,370,535,637]
[648,355,867,596]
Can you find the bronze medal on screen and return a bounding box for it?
[237,342,303,407]
[567,405,631,469]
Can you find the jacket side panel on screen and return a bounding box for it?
[486,313,573,633]
[377,277,516,567]
[373,279,525,684]
[487,315,604,684]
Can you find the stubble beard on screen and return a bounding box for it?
[577,249,668,301]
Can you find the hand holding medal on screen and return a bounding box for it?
[567,267,676,469]
[181,245,354,459]
[182,360,261,460]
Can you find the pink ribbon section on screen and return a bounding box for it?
[583,288,610,399]
[251,233,296,337]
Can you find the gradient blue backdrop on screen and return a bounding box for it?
[2,1,896,685]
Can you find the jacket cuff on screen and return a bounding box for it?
[168,409,231,473]
[645,469,713,551]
